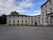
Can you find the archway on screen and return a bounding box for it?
[50,15,53,25]
[35,21,37,26]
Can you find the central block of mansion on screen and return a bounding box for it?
[6,11,40,26]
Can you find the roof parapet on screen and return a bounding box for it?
[41,0,50,8]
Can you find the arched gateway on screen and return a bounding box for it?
[35,21,37,26]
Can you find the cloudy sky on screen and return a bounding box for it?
[0,0,46,16]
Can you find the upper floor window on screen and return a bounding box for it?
[42,12,44,17]
[50,8,52,13]
[46,10,47,14]
[45,4,47,8]
[41,7,44,10]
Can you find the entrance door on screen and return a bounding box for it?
[35,21,37,26]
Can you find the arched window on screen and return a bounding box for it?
[50,8,52,13]
[25,20,27,24]
[17,20,19,24]
[31,20,33,23]
[13,20,15,24]
[22,20,23,24]
[9,20,11,24]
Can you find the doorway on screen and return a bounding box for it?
[35,21,37,26]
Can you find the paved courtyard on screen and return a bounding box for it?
[0,26,53,40]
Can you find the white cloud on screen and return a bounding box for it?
[19,0,35,8]
[21,10,41,16]
[0,0,37,16]
[33,10,41,15]
[33,10,40,13]
[33,12,41,16]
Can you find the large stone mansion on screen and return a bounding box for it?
[6,11,41,26]
[7,0,53,26]
[41,0,53,25]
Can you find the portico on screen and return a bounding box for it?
[47,13,53,25]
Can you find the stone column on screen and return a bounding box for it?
[48,16,51,25]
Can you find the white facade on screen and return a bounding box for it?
[6,12,37,26]
[36,15,41,25]
[41,0,53,25]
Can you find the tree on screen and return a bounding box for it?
[0,14,7,24]
[11,11,19,15]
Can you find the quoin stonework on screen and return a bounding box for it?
[41,0,53,25]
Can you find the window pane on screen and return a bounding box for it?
[13,20,15,24]
[31,20,33,23]
[25,20,27,24]
[9,20,11,24]
[17,20,19,24]
[22,20,23,24]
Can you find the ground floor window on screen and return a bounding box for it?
[25,20,27,24]
[22,20,23,24]
[13,20,15,24]
[31,20,33,24]
[9,20,11,24]
[17,20,19,24]
[42,18,44,23]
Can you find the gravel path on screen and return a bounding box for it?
[0,26,53,40]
